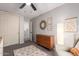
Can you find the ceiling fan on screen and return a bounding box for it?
[19,3,37,11]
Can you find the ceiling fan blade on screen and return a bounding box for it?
[19,3,26,9]
[31,3,37,11]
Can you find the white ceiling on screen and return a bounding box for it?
[0,3,21,12]
[0,3,64,19]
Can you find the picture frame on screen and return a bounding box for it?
[64,17,77,32]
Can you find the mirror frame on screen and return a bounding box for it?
[40,20,47,30]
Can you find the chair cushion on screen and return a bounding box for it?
[70,48,79,56]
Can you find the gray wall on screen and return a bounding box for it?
[32,3,79,47]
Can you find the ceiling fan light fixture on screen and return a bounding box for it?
[26,2,31,5]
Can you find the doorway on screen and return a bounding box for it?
[29,21,33,41]
[24,20,30,42]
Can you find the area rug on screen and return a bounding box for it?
[13,45,48,56]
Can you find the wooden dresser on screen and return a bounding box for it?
[36,34,54,49]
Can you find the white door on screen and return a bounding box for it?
[29,21,32,41]
[0,12,19,47]
[0,13,3,40]
[0,12,5,55]
[6,14,19,46]
[0,12,7,44]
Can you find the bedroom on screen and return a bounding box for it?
[0,3,79,56]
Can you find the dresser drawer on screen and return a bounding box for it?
[36,34,54,49]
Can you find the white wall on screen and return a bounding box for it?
[32,3,79,47]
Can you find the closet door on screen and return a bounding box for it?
[6,13,19,46]
[3,13,19,47]
[0,12,5,55]
[0,13,3,40]
[0,12,7,43]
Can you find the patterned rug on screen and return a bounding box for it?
[14,45,48,56]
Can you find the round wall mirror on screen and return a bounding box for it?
[40,20,47,30]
